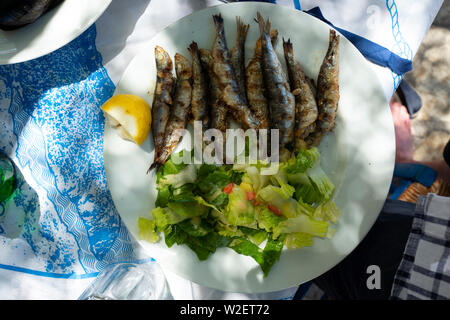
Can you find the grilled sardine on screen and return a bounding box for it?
[149,53,192,171]
[212,14,259,129]
[283,38,318,151]
[246,29,278,130]
[150,46,175,172]
[257,12,295,159]
[199,48,228,135]
[188,41,209,130]
[230,16,250,105]
[317,29,340,133]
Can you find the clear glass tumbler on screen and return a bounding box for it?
[78,261,173,300]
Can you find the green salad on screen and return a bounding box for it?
[138,147,340,276]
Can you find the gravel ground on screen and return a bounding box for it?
[404,2,450,161]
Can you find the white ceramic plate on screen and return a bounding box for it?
[0,0,111,65]
[104,2,395,293]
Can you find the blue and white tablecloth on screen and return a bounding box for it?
[0,0,443,299]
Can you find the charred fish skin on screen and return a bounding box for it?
[283,38,319,151]
[317,29,340,133]
[188,41,210,130]
[212,14,260,130]
[150,53,192,171]
[246,59,269,129]
[230,16,250,105]
[304,131,323,148]
[151,46,175,170]
[257,12,295,153]
[200,48,228,162]
[199,49,228,135]
[246,29,278,130]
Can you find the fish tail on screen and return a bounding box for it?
[213,14,225,35]
[188,41,199,55]
[328,29,340,56]
[256,12,271,37]
[270,29,279,46]
[236,16,249,40]
[282,37,293,55]
[148,148,171,173]
[330,29,338,43]
[147,160,162,174]
[256,12,265,36]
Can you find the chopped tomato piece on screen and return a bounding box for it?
[246,191,256,201]
[223,183,234,194]
[268,204,282,216]
[253,199,260,206]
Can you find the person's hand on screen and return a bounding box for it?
[390,100,414,162]
[390,100,450,183]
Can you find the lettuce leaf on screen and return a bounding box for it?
[159,164,197,188]
[155,183,197,208]
[165,225,232,261]
[307,164,335,202]
[156,151,188,183]
[228,238,264,266]
[195,164,239,210]
[285,147,335,204]
[239,226,267,246]
[224,186,256,227]
[228,235,284,277]
[294,183,323,205]
[260,235,284,277]
[138,217,159,243]
[216,222,245,238]
[164,224,188,248]
[258,185,314,218]
[177,217,214,237]
[270,164,296,198]
[313,201,341,224]
[286,147,320,174]
[283,232,314,249]
[273,214,329,238]
[167,201,209,218]
[287,172,310,186]
[255,206,285,233]
[151,207,187,230]
[155,184,172,207]
[245,166,270,192]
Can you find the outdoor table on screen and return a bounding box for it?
[0,0,443,300]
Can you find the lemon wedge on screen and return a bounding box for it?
[101,94,151,145]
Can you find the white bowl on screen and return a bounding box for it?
[0,0,111,64]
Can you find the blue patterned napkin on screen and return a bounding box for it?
[0,25,138,279]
